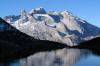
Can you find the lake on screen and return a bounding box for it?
[0,48,100,66]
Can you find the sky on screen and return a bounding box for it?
[0,0,100,27]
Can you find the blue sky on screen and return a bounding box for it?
[0,0,100,27]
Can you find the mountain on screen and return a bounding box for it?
[0,17,36,59]
[0,18,67,60]
[4,7,100,46]
[76,37,100,49]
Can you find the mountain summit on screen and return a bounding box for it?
[4,7,100,46]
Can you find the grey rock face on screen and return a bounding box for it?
[4,7,100,46]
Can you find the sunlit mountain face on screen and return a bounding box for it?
[4,7,100,46]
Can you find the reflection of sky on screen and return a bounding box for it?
[74,55,100,66]
[0,0,100,27]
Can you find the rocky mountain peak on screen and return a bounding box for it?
[30,7,46,14]
[20,10,27,18]
[3,7,100,46]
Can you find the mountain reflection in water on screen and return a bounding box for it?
[1,48,93,66]
[20,49,90,66]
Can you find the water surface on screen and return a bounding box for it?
[0,48,100,66]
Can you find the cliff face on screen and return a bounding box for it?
[4,7,100,46]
